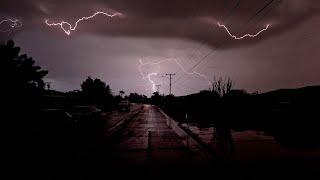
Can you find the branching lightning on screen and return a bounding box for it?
[45,11,121,35]
[138,58,211,93]
[0,18,22,33]
[217,22,270,40]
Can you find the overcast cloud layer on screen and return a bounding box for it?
[1,0,320,96]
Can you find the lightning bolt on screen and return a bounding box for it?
[217,22,270,40]
[45,11,122,36]
[138,58,211,93]
[138,59,159,92]
[0,18,22,33]
[147,73,158,92]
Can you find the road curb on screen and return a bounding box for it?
[158,107,215,160]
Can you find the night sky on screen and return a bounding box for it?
[1,0,320,96]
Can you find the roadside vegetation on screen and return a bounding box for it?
[2,39,319,179]
[152,78,320,148]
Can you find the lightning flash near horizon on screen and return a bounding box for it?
[138,58,211,93]
[136,21,272,93]
[0,18,22,33]
[217,22,271,40]
[138,59,159,92]
[45,11,122,35]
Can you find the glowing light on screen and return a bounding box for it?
[138,59,159,92]
[138,58,211,92]
[147,73,158,92]
[0,18,22,33]
[45,11,121,35]
[217,22,270,40]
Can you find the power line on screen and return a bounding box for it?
[172,0,242,85]
[174,0,281,86]
[245,0,275,27]
[178,0,241,68]
[165,0,281,96]
[162,76,199,95]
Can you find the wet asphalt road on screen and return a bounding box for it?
[101,104,215,177]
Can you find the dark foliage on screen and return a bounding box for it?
[1,40,48,94]
[80,76,114,111]
[1,40,50,177]
[128,92,148,103]
[157,85,320,148]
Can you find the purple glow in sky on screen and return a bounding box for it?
[1,0,320,96]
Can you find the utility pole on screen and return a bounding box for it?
[155,84,161,93]
[165,73,175,95]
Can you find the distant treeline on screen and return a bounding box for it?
[1,40,151,177]
[41,85,149,112]
[151,85,320,148]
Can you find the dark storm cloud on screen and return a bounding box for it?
[3,0,320,95]
[1,0,320,48]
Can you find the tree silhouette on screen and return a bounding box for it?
[210,77,233,97]
[81,76,113,110]
[129,92,147,103]
[1,40,49,146]
[0,40,48,92]
[151,91,163,105]
[119,90,125,98]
